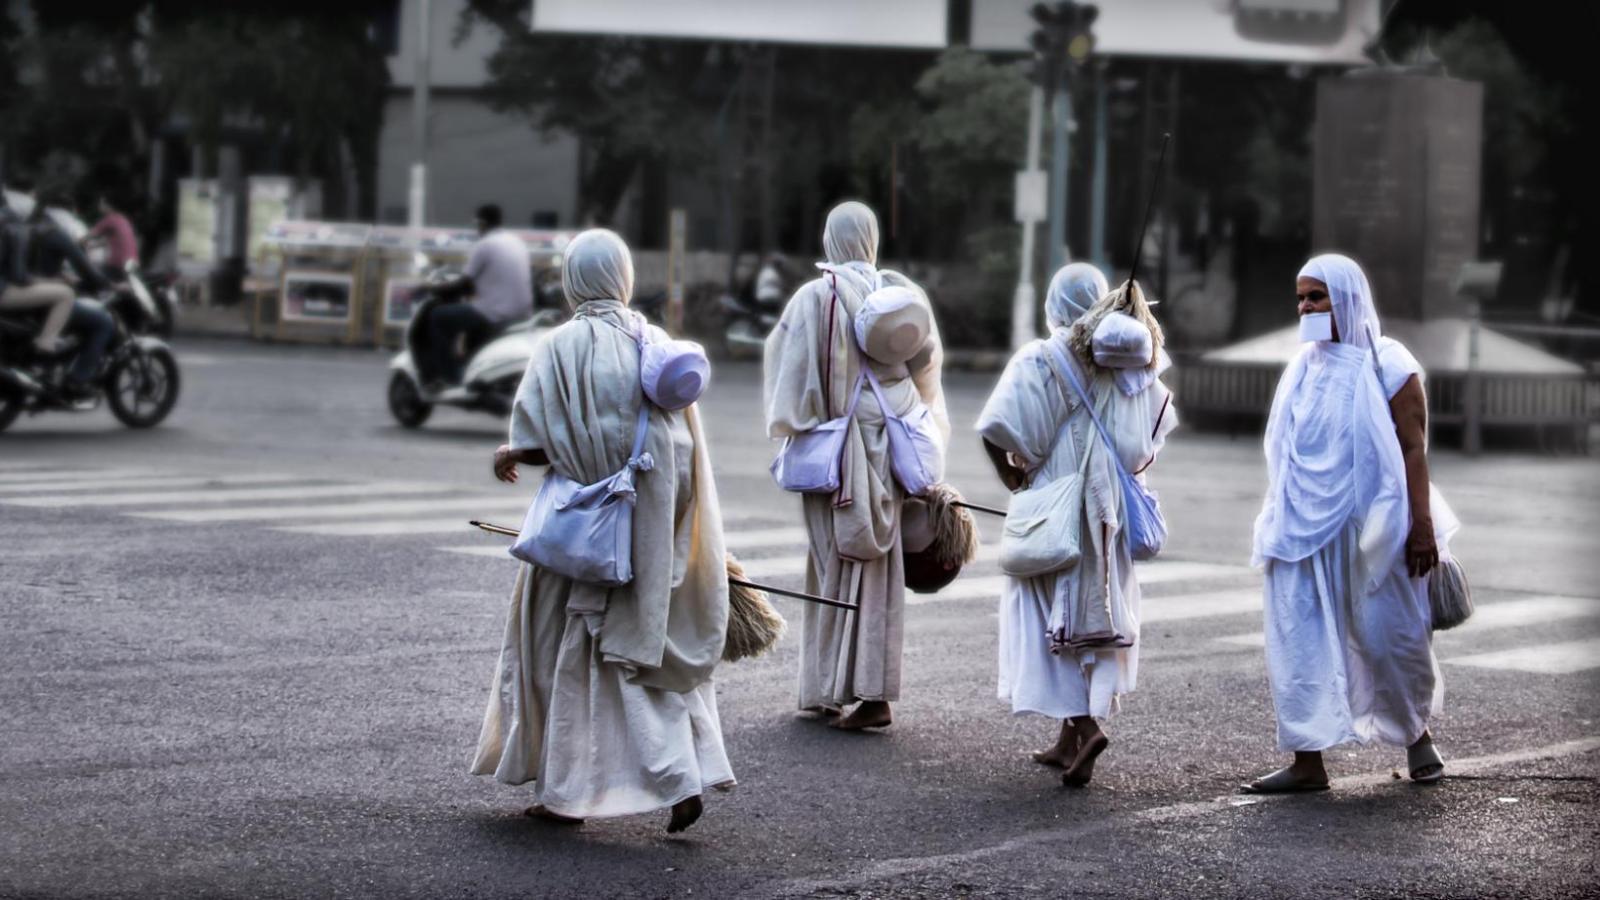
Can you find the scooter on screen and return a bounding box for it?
[386,267,562,429]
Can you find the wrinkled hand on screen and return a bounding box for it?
[493,444,519,484]
[1406,521,1438,578]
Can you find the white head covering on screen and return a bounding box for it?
[823,201,879,266]
[561,228,634,307]
[1297,253,1380,351]
[1254,253,1408,588]
[1045,263,1109,330]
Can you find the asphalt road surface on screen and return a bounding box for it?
[3,338,1597,899]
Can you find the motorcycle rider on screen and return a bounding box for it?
[1,189,76,361]
[82,191,141,281]
[11,188,117,401]
[419,204,531,392]
[753,253,790,307]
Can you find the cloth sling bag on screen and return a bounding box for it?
[770,274,866,494]
[1045,339,1167,561]
[860,364,943,498]
[998,345,1089,578]
[510,319,655,586]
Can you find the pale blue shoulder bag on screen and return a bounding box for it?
[510,319,655,585]
[1044,339,1167,561]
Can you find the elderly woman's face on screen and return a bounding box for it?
[1296,275,1339,341]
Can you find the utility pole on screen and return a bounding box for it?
[408,0,432,229]
[1009,88,1045,350]
[1029,2,1099,281]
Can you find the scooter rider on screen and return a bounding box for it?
[419,204,531,392]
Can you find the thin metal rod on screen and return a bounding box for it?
[468,521,858,610]
[729,577,857,610]
[952,500,1007,518]
[1125,131,1172,290]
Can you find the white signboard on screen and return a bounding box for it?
[280,271,355,324]
[532,0,947,49]
[970,0,1380,65]
[1014,170,1048,224]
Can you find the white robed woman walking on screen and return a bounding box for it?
[977,264,1177,786]
[472,230,734,832]
[1244,253,1454,793]
[763,201,949,730]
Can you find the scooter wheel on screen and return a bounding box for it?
[388,371,433,428]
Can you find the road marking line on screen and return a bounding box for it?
[1444,594,1600,635]
[1445,638,1600,675]
[724,527,810,551]
[2,481,451,508]
[1214,594,1600,651]
[0,467,162,484]
[134,496,525,523]
[0,473,306,495]
[275,517,495,537]
[773,736,1600,897]
[438,545,509,559]
[1143,589,1262,622]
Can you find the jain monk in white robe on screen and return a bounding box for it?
[1244,253,1457,793]
[472,230,734,830]
[763,201,949,729]
[977,264,1177,786]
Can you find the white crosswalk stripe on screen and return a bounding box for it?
[724,527,810,552]
[11,463,1598,681]
[2,482,452,509]
[275,517,497,537]
[1446,638,1600,675]
[0,474,308,497]
[0,467,161,484]
[1215,593,1600,651]
[136,495,525,524]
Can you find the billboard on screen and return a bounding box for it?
[970,0,1381,65]
[532,0,948,49]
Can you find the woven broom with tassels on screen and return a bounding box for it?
[903,483,981,594]
[723,554,787,662]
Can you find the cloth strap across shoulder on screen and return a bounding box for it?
[598,314,656,478]
[1044,339,1140,482]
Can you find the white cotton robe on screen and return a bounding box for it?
[763,201,949,711]
[1253,253,1455,753]
[978,331,1176,721]
[470,237,733,819]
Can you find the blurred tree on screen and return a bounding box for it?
[463,0,731,226]
[3,1,390,226]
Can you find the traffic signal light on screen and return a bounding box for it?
[1028,2,1099,91]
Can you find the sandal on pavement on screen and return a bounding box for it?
[1408,738,1445,783]
[1240,766,1331,794]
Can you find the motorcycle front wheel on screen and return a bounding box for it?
[106,346,181,429]
[0,389,21,433]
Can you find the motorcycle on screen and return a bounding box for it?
[0,276,181,433]
[386,266,562,429]
[101,262,177,339]
[720,289,782,359]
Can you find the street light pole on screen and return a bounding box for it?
[408,0,432,229]
[1047,75,1072,276]
[1010,86,1045,350]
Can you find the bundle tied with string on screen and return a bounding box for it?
[723,554,787,661]
[1068,279,1166,371]
[1428,556,1474,630]
[902,483,982,594]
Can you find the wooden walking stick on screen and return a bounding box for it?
[467,520,858,611]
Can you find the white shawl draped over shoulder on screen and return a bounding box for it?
[507,300,728,692]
